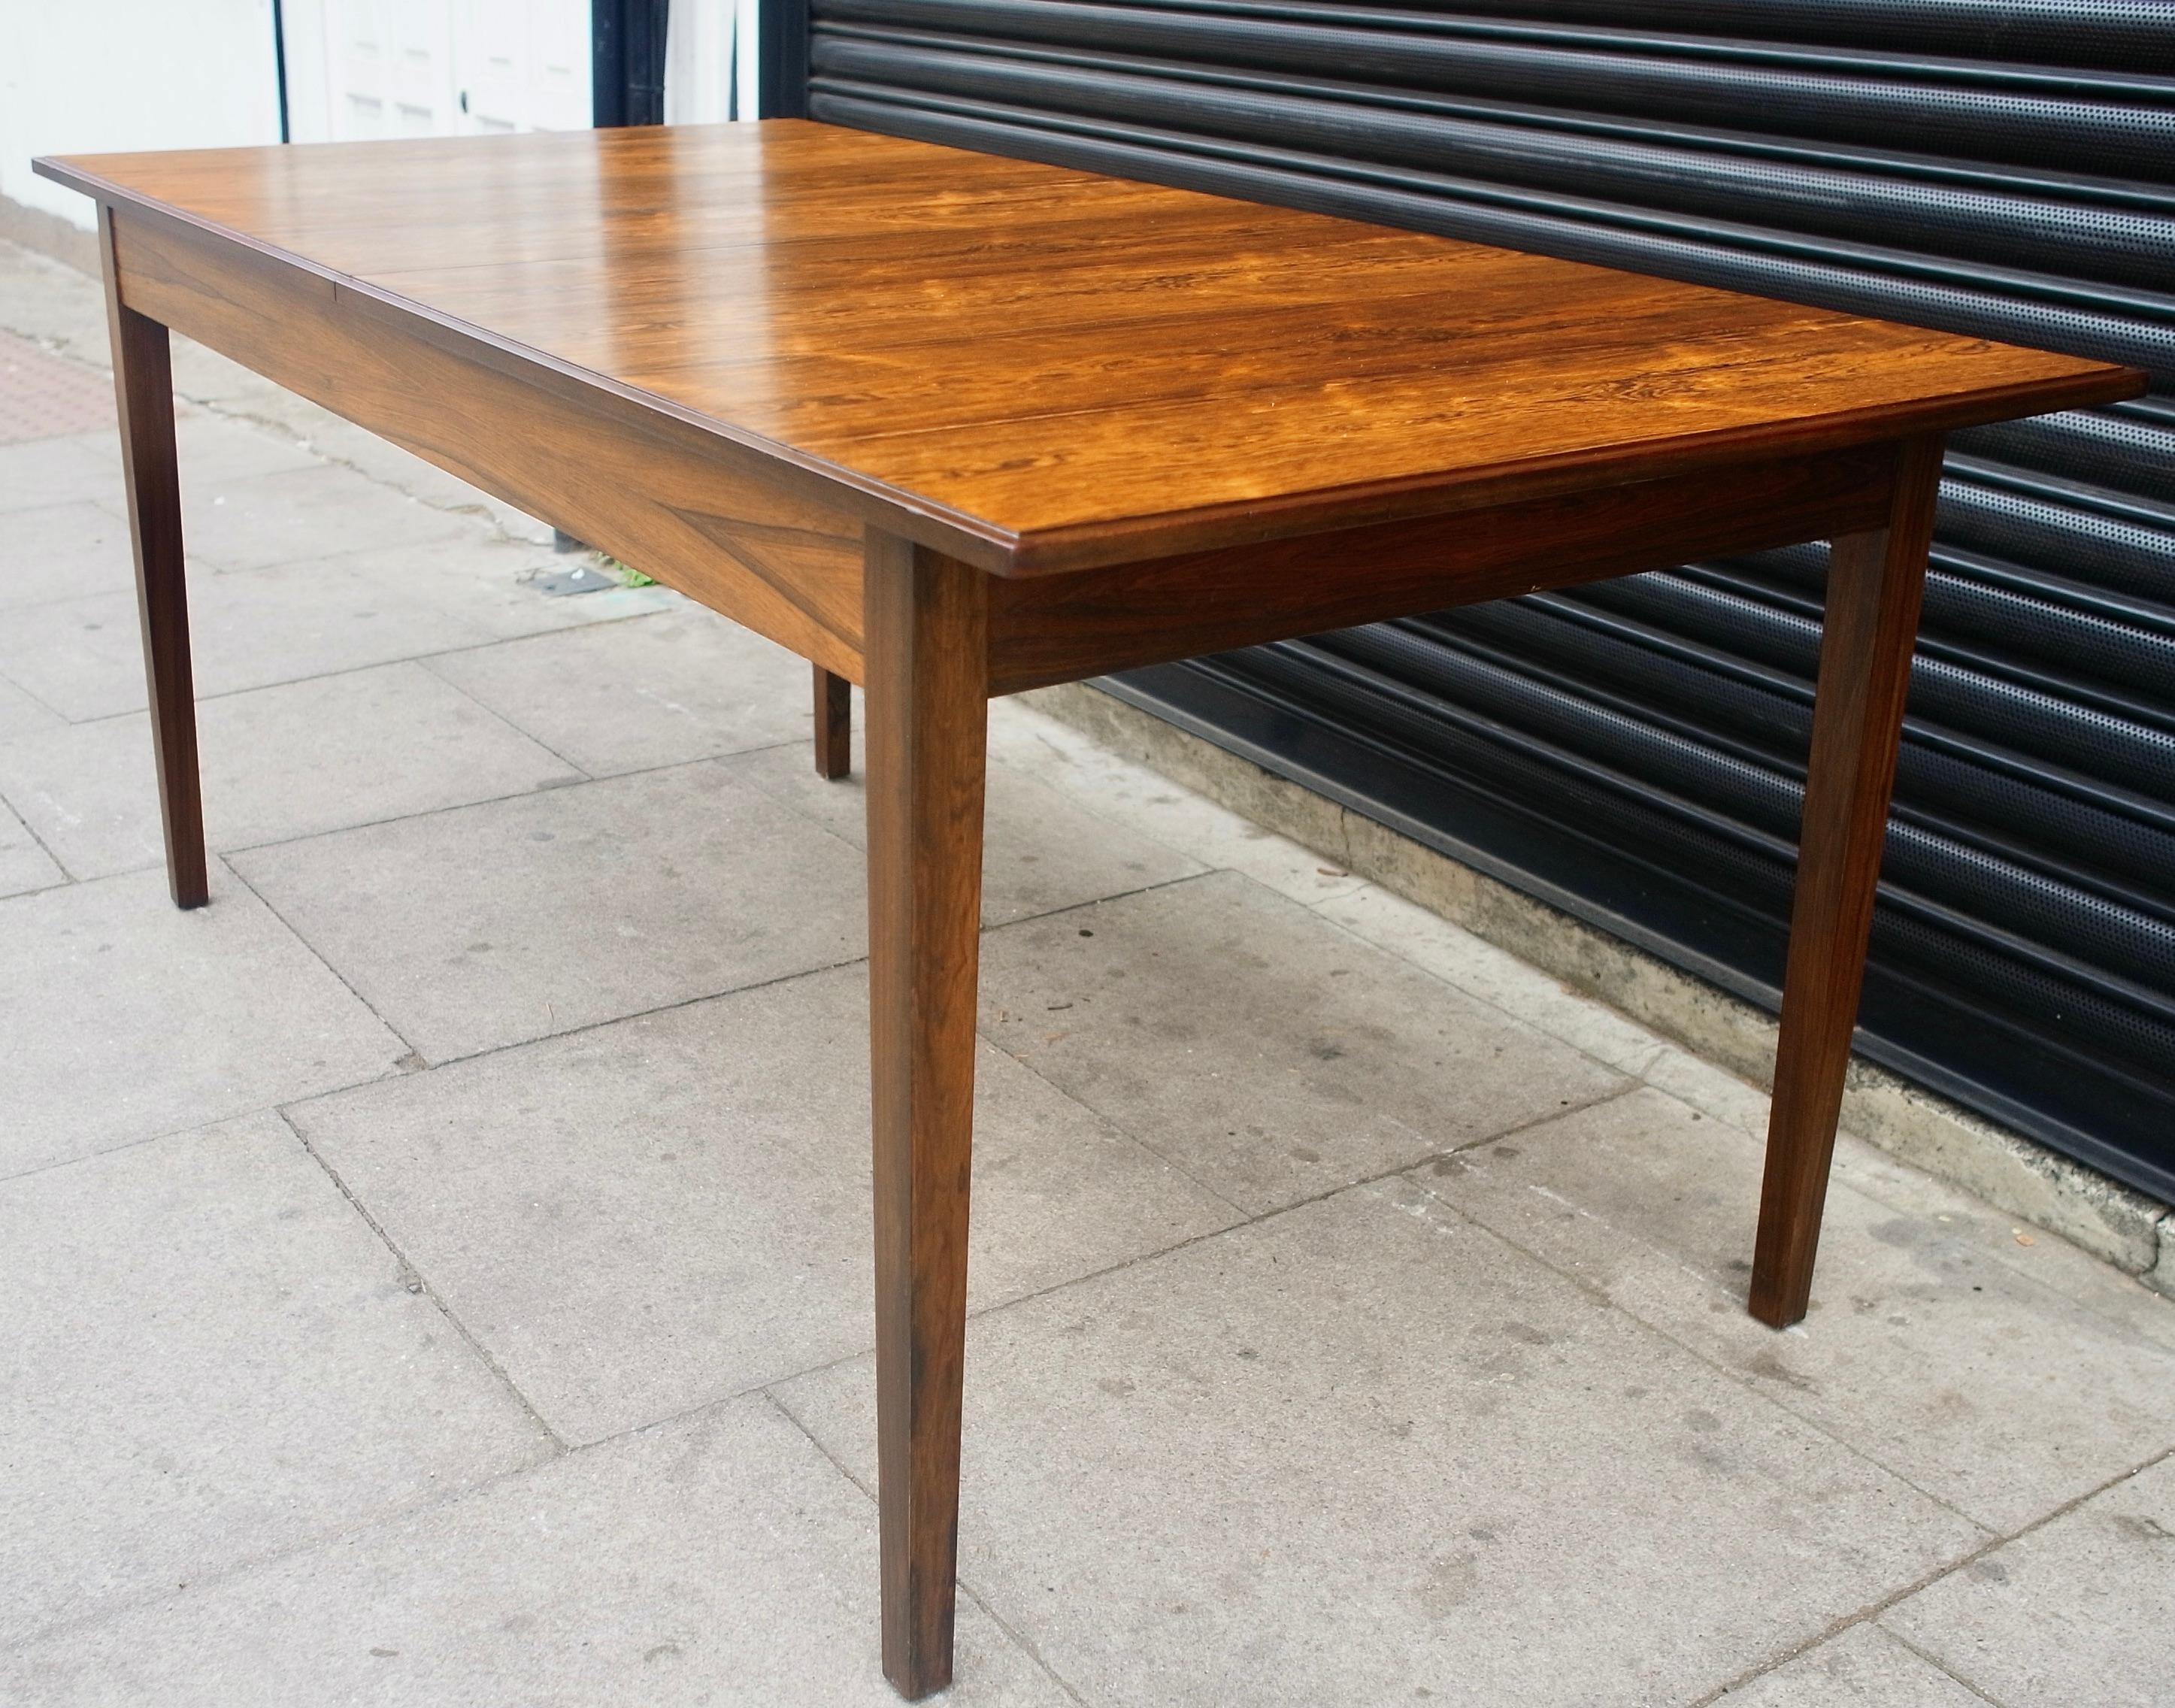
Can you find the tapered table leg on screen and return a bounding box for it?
[862,530,988,1699]
[99,205,205,910]
[1749,435,1943,1328]
[815,662,853,779]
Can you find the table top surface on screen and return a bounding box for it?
[42,120,2140,567]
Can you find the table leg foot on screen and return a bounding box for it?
[863,531,988,1698]
[815,662,853,779]
[1749,435,1943,1328]
[101,205,206,911]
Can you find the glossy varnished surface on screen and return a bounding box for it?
[99,209,205,910]
[39,122,2138,571]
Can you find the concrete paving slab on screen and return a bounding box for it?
[314,533,677,640]
[280,408,560,544]
[1716,1624,1987,1706]
[976,870,1627,1213]
[292,963,1240,1443]
[1825,1122,2175,1355]
[730,740,1206,928]
[159,346,557,546]
[0,672,62,742]
[424,606,816,775]
[0,864,407,1177]
[167,335,310,416]
[1414,1087,2175,1533]
[0,556,515,719]
[162,412,326,486]
[0,429,121,510]
[1882,1454,2175,1708]
[0,673,62,742]
[0,795,63,897]
[0,241,108,356]
[231,762,868,1062]
[0,498,134,607]
[1640,1040,1777,1136]
[33,404,330,495]
[1626,1045,2175,1340]
[0,1111,551,1646]
[1315,882,1673,1076]
[777,1180,1985,1708]
[0,1396,1071,1708]
[0,661,582,880]
[0,580,180,719]
[988,697,1371,908]
[180,463,474,571]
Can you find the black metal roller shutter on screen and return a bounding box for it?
[768,0,2175,1200]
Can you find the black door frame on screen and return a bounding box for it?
[595,0,673,126]
[759,0,809,117]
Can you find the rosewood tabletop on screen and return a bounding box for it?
[37,120,2142,1700]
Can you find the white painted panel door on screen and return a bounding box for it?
[459,0,592,132]
[297,0,589,141]
[326,0,459,138]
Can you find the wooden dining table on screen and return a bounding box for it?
[37,118,2140,1698]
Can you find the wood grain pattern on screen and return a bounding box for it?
[100,204,206,910]
[107,204,868,678]
[814,663,853,779]
[1749,435,1946,1329]
[988,441,1897,694]
[38,122,2140,575]
[862,531,988,1700]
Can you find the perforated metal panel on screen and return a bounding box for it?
[766,0,2175,1198]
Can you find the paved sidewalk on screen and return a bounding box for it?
[2,235,2170,1707]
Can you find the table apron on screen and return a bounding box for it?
[107,201,869,682]
[984,440,1899,695]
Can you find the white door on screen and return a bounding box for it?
[325,0,461,138]
[457,0,592,133]
[286,0,590,142]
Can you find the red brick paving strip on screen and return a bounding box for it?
[0,329,115,444]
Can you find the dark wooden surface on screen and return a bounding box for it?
[35,119,2149,1702]
[107,207,867,679]
[814,664,853,779]
[1749,435,1946,1328]
[862,531,988,1700]
[38,122,2138,574]
[986,442,1898,695]
[99,204,206,910]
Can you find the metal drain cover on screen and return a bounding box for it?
[529,562,619,597]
